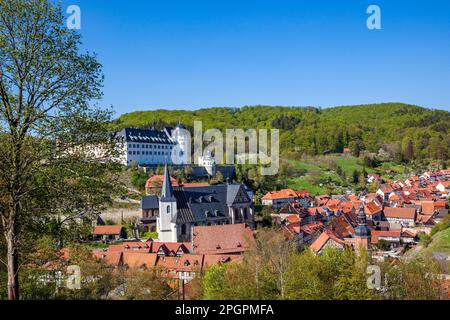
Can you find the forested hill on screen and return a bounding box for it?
[112,103,450,161]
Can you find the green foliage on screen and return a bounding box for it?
[131,168,148,191]
[430,216,450,237]
[112,103,450,162]
[201,229,447,300]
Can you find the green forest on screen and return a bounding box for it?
[112,103,450,162]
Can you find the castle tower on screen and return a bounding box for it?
[157,164,178,242]
[354,196,372,254]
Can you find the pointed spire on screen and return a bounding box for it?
[355,192,371,237]
[160,164,175,201]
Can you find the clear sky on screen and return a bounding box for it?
[61,0,450,115]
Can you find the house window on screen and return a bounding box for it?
[167,205,170,214]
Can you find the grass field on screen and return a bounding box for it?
[424,228,450,255]
[287,177,327,195]
[285,154,408,195]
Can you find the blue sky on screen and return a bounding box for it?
[61,0,450,115]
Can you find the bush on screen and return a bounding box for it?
[418,233,432,247]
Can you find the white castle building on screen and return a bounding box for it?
[116,125,189,166]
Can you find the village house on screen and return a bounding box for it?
[371,230,402,248]
[262,189,297,209]
[93,225,126,242]
[367,173,381,184]
[383,207,417,227]
[140,195,159,232]
[309,230,346,255]
[436,181,450,194]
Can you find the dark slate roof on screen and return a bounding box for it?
[141,195,159,210]
[116,128,175,144]
[173,184,251,224]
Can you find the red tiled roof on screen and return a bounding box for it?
[122,252,157,269]
[384,207,416,220]
[155,254,204,274]
[365,202,382,215]
[285,214,300,224]
[92,251,123,266]
[371,230,401,238]
[93,225,123,235]
[192,224,254,254]
[310,230,344,253]
[145,175,179,188]
[379,184,394,194]
[202,254,242,269]
[183,183,210,188]
[262,189,298,200]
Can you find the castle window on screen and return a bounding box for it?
[167,206,170,214]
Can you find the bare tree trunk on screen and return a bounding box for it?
[6,228,19,300]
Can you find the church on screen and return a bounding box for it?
[157,165,255,242]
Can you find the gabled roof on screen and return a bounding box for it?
[92,251,123,266]
[141,195,159,210]
[93,225,123,235]
[145,175,178,189]
[202,254,242,269]
[262,189,299,200]
[365,202,382,215]
[155,254,204,273]
[379,184,394,194]
[383,207,416,220]
[310,230,345,253]
[173,184,251,224]
[285,214,300,224]
[192,223,254,254]
[122,252,158,269]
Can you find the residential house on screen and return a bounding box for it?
[93,225,126,242]
[371,230,401,248]
[383,207,416,227]
[140,195,159,232]
[262,189,301,209]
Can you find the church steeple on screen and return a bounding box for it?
[160,164,175,202]
[355,201,371,237]
[354,192,372,254]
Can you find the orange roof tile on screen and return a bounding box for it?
[384,207,416,220]
[122,252,157,269]
[145,175,178,188]
[93,225,123,235]
[262,189,298,200]
[192,224,254,254]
